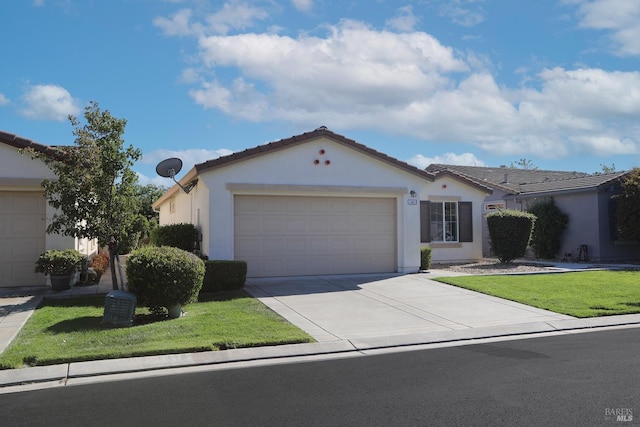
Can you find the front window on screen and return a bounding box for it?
[430,201,458,242]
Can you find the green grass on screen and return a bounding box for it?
[0,291,314,369]
[435,270,640,318]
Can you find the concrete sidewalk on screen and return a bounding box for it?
[1,263,640,392]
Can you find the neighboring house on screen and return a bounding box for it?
[153,127,492,277]
[0,131,97,288]
[426,164,638,262]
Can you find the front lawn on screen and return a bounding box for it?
[435,270,640,318]
[0,291,314,369]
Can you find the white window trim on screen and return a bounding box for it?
[430,200,459,243]
[483,201,505,212]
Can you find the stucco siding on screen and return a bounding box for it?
[199,137,427,273]
[420,175,488,262]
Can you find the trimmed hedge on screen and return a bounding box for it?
[126,246,205,315]
[201,261,248,293]
[420,247,432,271]
[487,209,536,263]
[150,223,198,251]
[526,198,569,259]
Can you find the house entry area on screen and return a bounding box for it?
[234,195,397,277]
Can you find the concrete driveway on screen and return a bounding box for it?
[245,272,573,342]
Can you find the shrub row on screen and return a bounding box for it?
[150,223,198,251]
[202,261,248,293]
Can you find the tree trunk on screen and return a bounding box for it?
[108,240,119,291]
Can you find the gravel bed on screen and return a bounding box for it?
[431,261,556,275]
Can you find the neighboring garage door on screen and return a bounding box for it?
[0,191,46,287]
[234,195,397,277]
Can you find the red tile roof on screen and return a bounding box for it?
[195,126,437,181]
[0,130,61,157]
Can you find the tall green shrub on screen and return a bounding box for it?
[126,246,205,316]
[527,198,569,259]
[487,209,536,263]
[150,223,199,251]
[616,168,640,241]
[420,247,432,271]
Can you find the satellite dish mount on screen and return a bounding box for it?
[156,158,196,194]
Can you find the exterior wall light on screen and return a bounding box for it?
[410,190,417,198]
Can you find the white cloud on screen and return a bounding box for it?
[159,10,640,161]
[154,2,268,37]
[33,0,44,6]
[386,6,418,32]
[407,152,486,169]
[437,0,486,27]
[291,0,313,14]
[154,9,198,37]
[0,93,9,106]
[136,173,174,187]
[574,0,640,56]
[20,84,81,121]
[205,1,268,35]
[190,20,467,120]
[141,147,235,175]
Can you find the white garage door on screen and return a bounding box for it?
[0,192,46,287]
[234,195,397,277]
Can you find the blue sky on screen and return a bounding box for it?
[2,0,640,185]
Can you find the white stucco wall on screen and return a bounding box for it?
[420,175,488,263]
[156,136,491,274]
[198,137,428,273]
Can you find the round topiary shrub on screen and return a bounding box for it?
[126,246,205,316]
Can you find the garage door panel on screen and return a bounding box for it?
[0,191,46,287]
[235,217,259,234]
[235,195,397,277]
[308,218,329,233]
[235,238,260,255]
[286,218,306,233]
[262,217,284,233]
[307,237,329,254]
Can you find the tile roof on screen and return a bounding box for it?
[0,130,60,157]
[195,126,437,181]
[153,128,494,207]
[426,164,627,196]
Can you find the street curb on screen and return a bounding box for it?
[2,316,640,390]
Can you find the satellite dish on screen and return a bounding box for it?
[156,157,183,179]
[155,157,196,194]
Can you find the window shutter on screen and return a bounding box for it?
[459,201,473,242]
[420,201,431,242]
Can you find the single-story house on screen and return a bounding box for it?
[0,130,97,288]
[153,127,493,277]
[426,164,639,262]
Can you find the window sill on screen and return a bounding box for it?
[425,242,462,249]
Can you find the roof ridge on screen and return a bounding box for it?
[195,126,439,181]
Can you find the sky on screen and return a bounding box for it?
[2,0,640,186]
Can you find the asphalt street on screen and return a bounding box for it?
[2,327,639,426]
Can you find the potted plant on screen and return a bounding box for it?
[35,249,84,290]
